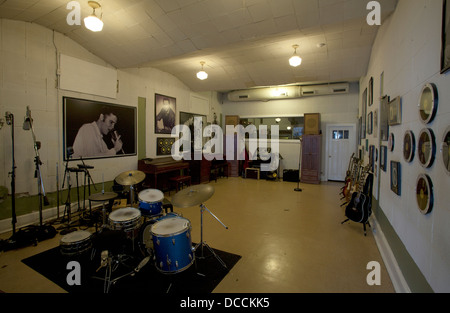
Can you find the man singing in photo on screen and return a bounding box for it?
[72,107,124,158]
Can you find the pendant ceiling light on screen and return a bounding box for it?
[196,61,208,80]
[84,1,103,32]
[289,44,302,67]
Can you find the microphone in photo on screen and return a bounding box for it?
[112,130,125,154]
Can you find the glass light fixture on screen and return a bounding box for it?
[289,44,302,67]
[84,1,103,32]
[197,61,208,80]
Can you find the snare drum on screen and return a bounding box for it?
[60,230,93,257]
[151,216,194,273]
[108,207,142,240]
[138,189,164,217]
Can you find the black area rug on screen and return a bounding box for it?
[22,240,241,294]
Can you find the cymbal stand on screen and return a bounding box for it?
[194,203,228,269]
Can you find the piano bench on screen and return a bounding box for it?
[169,176,191,195]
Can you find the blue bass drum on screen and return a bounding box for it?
[138,189,164,217]
[150,216,194,273]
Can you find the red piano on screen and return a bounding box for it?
[138,157,189,190]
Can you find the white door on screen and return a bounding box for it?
[327,125,356,181]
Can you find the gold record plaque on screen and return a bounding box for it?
[418,128,436,168]
[441,126,450,174]
[419,83,438,125]
[403,131,415,163]
[416,174,433,215]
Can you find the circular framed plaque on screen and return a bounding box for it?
[419,83,438,125]
[403,131,415,163]
[418,128,436,168]
[388,133,395,151]
[416,174,433,215]
[441,126,450,175]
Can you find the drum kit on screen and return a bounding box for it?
[58,169,228,293]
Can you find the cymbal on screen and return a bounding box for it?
[115,170,145,186]
[171,184,215,208]
[89,192,118,201]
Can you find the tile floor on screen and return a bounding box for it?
[0,178,395,293]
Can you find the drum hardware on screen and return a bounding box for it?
[171,184,228,270]
[58,148,78,235]
[115,170,146,206]
[95,250,150,293]
[78,157,97,219]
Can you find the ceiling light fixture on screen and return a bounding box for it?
[197,61,208,80]
[84,1,103,32]
[289,44,302,67]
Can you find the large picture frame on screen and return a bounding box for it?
[441,0,450,74]
[63,97,136,161]
[155,93,176,134]
[180,111,207,152]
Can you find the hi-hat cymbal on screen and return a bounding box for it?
[115,170,145,186]
[171,184,215,208]
[89,192,118,201]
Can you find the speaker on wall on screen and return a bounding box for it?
[304,113,321,135]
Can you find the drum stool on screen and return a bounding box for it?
[169,176,191,195]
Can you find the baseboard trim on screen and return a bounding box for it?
[370,216,411,293]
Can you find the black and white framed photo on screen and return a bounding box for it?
[367,111,373,135]
[63,97,136,161]
[361,88,367,139]
[180,112,207,152]
[380,95,390,141]
[441,0,450,73]
[155,94,176,134]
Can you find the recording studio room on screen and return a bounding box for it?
[0,0,449,296]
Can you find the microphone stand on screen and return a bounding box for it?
[294,138,303,192]
[28,117,50,226]
[5,113,18,244]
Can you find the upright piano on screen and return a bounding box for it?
[138,157,190,190]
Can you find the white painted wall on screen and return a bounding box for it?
[0,19,207,198]
[221,83,360,180]
[361,0,450,292]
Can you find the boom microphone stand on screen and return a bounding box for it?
[24,106,50,226]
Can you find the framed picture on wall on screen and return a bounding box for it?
[441,0,450,73]
[380,146,387,172]
[63,97,136,161]
[361,88,367,139]
[368,77,374,106]
[180,112,207,151]
[388,96,402,126]
[155,94,176,134]
[390,161,401,195]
